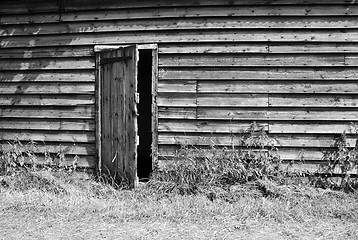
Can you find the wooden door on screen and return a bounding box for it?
[98,46,138,187]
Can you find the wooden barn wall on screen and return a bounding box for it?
[1,0,358,170]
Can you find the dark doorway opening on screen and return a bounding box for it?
[137,49,153,180]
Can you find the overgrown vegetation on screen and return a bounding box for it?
[1,126,358,239]
[149,122,358,195]
[1,122,358,196]
[0,139,79,175]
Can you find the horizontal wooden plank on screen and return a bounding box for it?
[158,93,269,107]
[158,133,356,147]
[3,17,358,36]
[0,0,59,14]
[38,155,95,168]
[0,95,94,106]
[0,58,94,70]
[158,120,358,138]
[0,119,94,131]
[197,108,358,121]
[159,120,267,133]
[197,94,268,107]
[0,13,61,25]
[158,134,243,146]
[58,5,358,20]
[159,43,269,54]
[60,0,358,11]
[269,94,358,107]
[159,68,358,80]
[158,80,196,93]
[0,131,95,143]
[157,93,196,107]
[0,106,94,119]
[11,155,96,168]
[0,46,94,59]
[0,83,94,94]
[0,72,95,82]
[197,81,358,94]
[157,146,330,161]
[160,54,350,67]
[3,30,358,48]
[0,142,95,155]
[269,122,358,134]
[269,43,358,53]
[158,107,196,119]
[157,159,354,173]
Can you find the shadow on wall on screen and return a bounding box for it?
[0,2,96,167]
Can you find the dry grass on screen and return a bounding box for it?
[0,171,357,240]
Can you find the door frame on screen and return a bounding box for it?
[94,44,158,178]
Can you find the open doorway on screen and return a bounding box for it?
[137,49,153,180]
[95,44,158,186]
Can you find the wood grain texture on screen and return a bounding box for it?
[159,68,358,80]
[159,120,267,133]
[0,142,95,155]
[197,108,358,121]
[0,131,95,143]
[3,17,358,36]
[160,54,350,67]
[0,47,94,59]
[0,83,94,94]
[3,30,358,48]
[0,106,94,119]
[0,95,94,106]
[0,72,95,82]
[158,133,357,147]
[197,81,358,94]
[0,58,94,70]
[2,0,358,170]
[0,119,95,131]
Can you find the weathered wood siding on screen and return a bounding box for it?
[1,0,358,169]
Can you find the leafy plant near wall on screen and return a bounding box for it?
[0,139,79,175]
[149,122,285,194]
[315,129,358,191]
[150,122,358,194]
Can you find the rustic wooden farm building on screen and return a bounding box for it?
[1,0,358,185]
